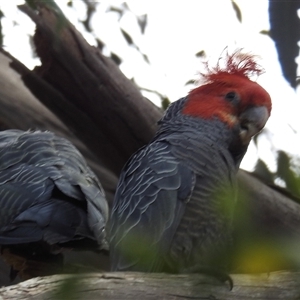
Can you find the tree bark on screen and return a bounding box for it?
[238,171,300,238]
[0,271,300,299]
[0,49,117,204]
[17,2,162,176]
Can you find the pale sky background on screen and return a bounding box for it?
[0,0,299,176]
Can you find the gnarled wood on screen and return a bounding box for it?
[0,271,300,299]
[18,2,162,176]
[0,49,117,204]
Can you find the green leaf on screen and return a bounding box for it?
[137,14,147,34]
[52,275,84,300]
[121,28,133,45]
[195,50,205,58]
[111,52,122,65]
[260,30,270,36]
[231,1,242,23]
[0,9,4,47]
[253,159,274,184]
[161,97,171,110]
[277,150,300,198]
[185,79,195,86]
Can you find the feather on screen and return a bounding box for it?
[0,130,109,279]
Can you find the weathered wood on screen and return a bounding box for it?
[0,271,299,299]
[238,171,300,237]
[0,49,117,204]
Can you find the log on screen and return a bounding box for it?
[0,271,299,299]
[238,171,300,237]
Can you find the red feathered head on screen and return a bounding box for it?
[182,49,272,128]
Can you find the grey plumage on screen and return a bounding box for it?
[0,129,108,254]
[109,98,239,272]
[110,50,272,277]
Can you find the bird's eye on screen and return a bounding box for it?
[225,92,240,105]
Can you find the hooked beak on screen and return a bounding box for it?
[239,106,270,145]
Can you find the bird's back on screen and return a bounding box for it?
[110,119,237,273]
[0,130,109,278]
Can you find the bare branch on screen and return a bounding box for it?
[1,271,300,299]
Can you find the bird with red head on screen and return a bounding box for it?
[109,49,271,288]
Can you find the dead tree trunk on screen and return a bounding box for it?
[17,1,162,176]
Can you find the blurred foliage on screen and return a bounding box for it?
[277,150,300,198]
[121,28,134,45]
[185,79,196,86]
[110,52,122,66]
[231,0,242,23]
[253,150,300,201]
[259,30,270,36]
[114,183,235,272]
[106,2,150,64]
[137,14,147,34]
[195,50,206,58]
[184,50,206,88]
[232,235,299,273]
[233,183,300,273]
[81,0,97,33]
[52,275,84,300]
[114,229,161,271]
[0,9,3,47]
[138,84,170,110]
[161,97,171,111]
[254,158,275,184]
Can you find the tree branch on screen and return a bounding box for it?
[18,2,162,175]
[0,271,299,299]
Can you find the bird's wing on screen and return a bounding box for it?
[109,141,195,271]
[50,132,109,249]
[161,132,238,271]
[0,130,108,248]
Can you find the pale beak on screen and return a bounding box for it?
[239,106,270,144]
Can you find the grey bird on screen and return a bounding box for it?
[0,130,108,279]
[109,51,272,284]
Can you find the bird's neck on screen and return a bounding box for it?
[156,115,233,144]
[156,116,248,169]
